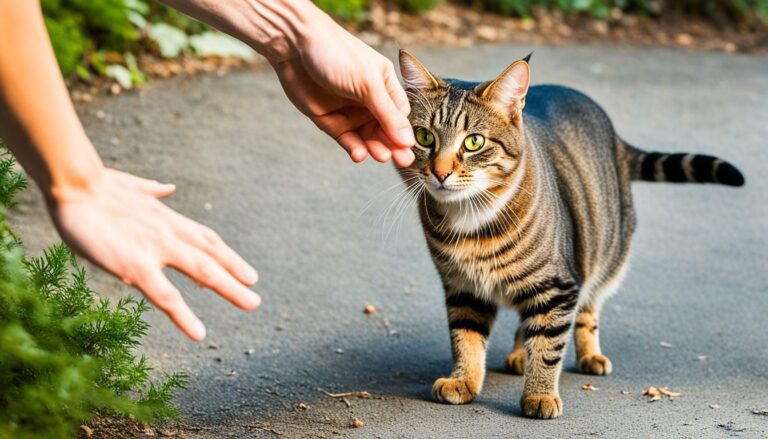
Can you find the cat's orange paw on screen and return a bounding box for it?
[578,354,613,375]
[432,377,477,404]
[521,394,563,419]
[505,350,526,375]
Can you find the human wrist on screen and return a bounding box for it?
[239,0,330,63]
[43,140,106,205]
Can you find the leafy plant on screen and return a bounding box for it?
[315,0,368,21]
[0,141,185,438]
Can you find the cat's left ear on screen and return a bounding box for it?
[476,59,530,126]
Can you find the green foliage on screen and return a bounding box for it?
[41,0,144,76]
[0,143,185,438]
[398,0,442,13]
[315,0,368,21]
[463,0,768,21]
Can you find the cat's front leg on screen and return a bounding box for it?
[433,290,498,405]
[517,281,579,419]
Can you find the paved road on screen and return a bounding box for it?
[10,44,768,438]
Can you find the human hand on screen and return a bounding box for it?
[270,13,416,167]
[47,168,260,341]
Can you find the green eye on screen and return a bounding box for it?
[415,127,435,147]
[463,134,485,152]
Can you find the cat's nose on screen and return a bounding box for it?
[435,171,452,183]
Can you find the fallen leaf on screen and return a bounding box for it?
[582,383,598,391]
[752,409,768,416]
[659,387,681,398]
[363,305,377,314]
[295,403,308,410]
[208,342,219,350]
[659,341,673,348]
[351,418,364,428]
[225,369,237,377]
[709,404,721,409]
[620,390,632,395]
[80,425,94,438]
[649,395,661,402]
[643,387,660,397]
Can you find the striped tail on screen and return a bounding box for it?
[627,145,745,187]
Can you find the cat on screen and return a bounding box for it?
[396,50,744,419]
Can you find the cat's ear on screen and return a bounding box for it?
[399,50,440,91]
[477,59,530,125]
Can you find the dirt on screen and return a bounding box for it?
[350,1,768,54]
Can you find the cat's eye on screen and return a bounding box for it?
[463,134,485,152]
[415,127,435,148]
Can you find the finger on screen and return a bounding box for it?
[168,244,261,311]
[392,147,416,168]
[365,138,392,163]
[171,215,258,286]
[384,67,411,116]
[337,131,368,163]
[112,170,176,198]
[363,77,415,149]
[135,267,206,341]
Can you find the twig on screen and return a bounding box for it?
[245,422,282,436]
[320,390,371,399]
[341,397,352,408]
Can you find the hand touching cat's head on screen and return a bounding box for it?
[399,50,530,203]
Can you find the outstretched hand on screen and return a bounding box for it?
[47,168,260,340]
[271,15,416,167]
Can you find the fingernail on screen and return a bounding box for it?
[249,292,262,309]
[192,320,207,340]
[397,127,415,146]
[243,266,258,284]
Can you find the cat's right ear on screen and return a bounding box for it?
[399,50,440,91]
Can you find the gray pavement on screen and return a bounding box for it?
[10,43,768,438]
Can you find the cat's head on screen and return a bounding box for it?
[399,50,531,204]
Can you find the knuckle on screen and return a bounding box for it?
[200,227,222,247]
[153,289,178,311]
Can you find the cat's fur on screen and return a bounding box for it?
[397,50,744,419]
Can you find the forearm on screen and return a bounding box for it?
[0,1,103,200]
[159,0,333,62]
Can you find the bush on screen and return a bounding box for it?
[398,0,442,13]
[466,0,768,22]
[0,142,185,438]
[314,0,368,21]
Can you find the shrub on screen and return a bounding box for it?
[0,142,185,438]
[398,0,442,13]
[315,0,368,21]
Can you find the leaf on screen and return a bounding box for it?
[149,23,189,58]
[189,32,256,59]
[105,65,133,89]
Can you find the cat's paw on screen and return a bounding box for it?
[577,354,613,375]
[505,350,526,375]
[432,377,477,405]
[520,394,563,419]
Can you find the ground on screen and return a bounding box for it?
[10,43,768,438]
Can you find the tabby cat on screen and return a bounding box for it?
[397,50,744,419]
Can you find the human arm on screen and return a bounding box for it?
[0,1,260,340]
[159,0,416,165]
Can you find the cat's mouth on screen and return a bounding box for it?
[427,182,479,203]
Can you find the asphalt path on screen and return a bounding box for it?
[10,43,768,438]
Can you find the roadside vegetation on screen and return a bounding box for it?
[0,142,186,438]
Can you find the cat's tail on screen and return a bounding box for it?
[624,143,745,187]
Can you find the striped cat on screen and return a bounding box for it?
[397,50,744,419]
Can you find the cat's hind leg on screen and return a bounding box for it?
[433,291,497,405]
[574,261,629,375]
[504,326,526,375]
[574,304,612,375]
